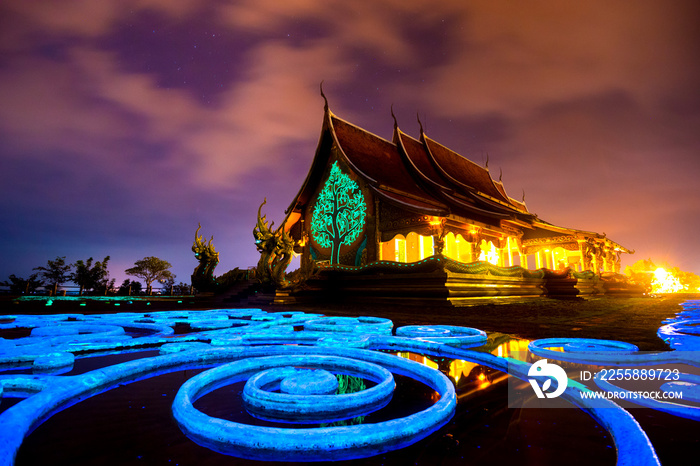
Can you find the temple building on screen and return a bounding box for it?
[272,98,636,304]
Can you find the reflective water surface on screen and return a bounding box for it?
[0,300,698,465]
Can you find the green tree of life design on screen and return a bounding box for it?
[311,161,367,265]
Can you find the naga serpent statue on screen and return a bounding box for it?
[191,223,220,292]
[253,199,295,288]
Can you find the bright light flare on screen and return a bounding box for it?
[478,242,499,265]
[651,267,684,294]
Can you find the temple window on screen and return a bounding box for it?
[381,233,435,264]
[406,232,434,261]
[394,236,406,262]
[444,232,455,260]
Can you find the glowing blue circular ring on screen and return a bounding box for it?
[529,338,638,363]
[658,319,700,350]
[251,315,283,322]
[395,325,487,346]
[0,339,16,351]
[173,349,455,461]
[30,324,125,338]
[241,355,394,423]
[279,368,338,395]
[32,352,75,373]
[159,342,211,354]
[304,317,393,335]
[670,320,700,335]
[189,321,235,331]
[209,336,245,346]
[315,335,372,349]
[595,371,700,420]
[135,318,156,323]
[661,380,700,403]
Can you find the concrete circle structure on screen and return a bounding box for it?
[529,338,639,363]
[303,316,393,335]
[3,304,693,465]
[395,325,487,346]
[241,356,394,423]
[278,368,338,395]
[172,347,456,461]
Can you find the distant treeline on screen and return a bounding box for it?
[1,255,192,296]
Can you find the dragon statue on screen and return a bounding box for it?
[253,199,298,288]
[191,223,220,292]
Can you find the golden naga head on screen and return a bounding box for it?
[254,199,276,248]
[193,223,218,261]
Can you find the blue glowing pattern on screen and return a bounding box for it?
[529,301,700,421]
[1,302,699,464]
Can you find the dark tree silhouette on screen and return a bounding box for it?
[71,256,111,295]
[1,274,43,294]
[125,256,174,294]
[33,256,71,295]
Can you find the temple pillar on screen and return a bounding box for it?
[374,198,382,262]
[506,237,514,267]
[520,253,528,269]
[471,242,480,263]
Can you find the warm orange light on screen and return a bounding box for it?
[478,241,499,265]
[651,267,684,293]
[429,216,443,227]
[477,373,486,381]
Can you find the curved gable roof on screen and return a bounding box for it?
[423,136,511,204]
[287,104,531,224]
[395,129,451,192]
[330,114,449,214]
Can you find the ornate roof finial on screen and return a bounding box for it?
[391,104,397,129]
[499,167,503,182]
[416,112,424,135]
[521,189,526,202]
[485,153,489,169]
[320,81,328,111]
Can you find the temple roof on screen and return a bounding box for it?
[284,102,630,254]
[523,219,633,253]
[330,116,448,214]
[286,104,535,223]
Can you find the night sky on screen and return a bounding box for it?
[1,0,699,288]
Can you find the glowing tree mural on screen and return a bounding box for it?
[311,161,367,264]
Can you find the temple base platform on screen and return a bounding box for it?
[273,258,643,307]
